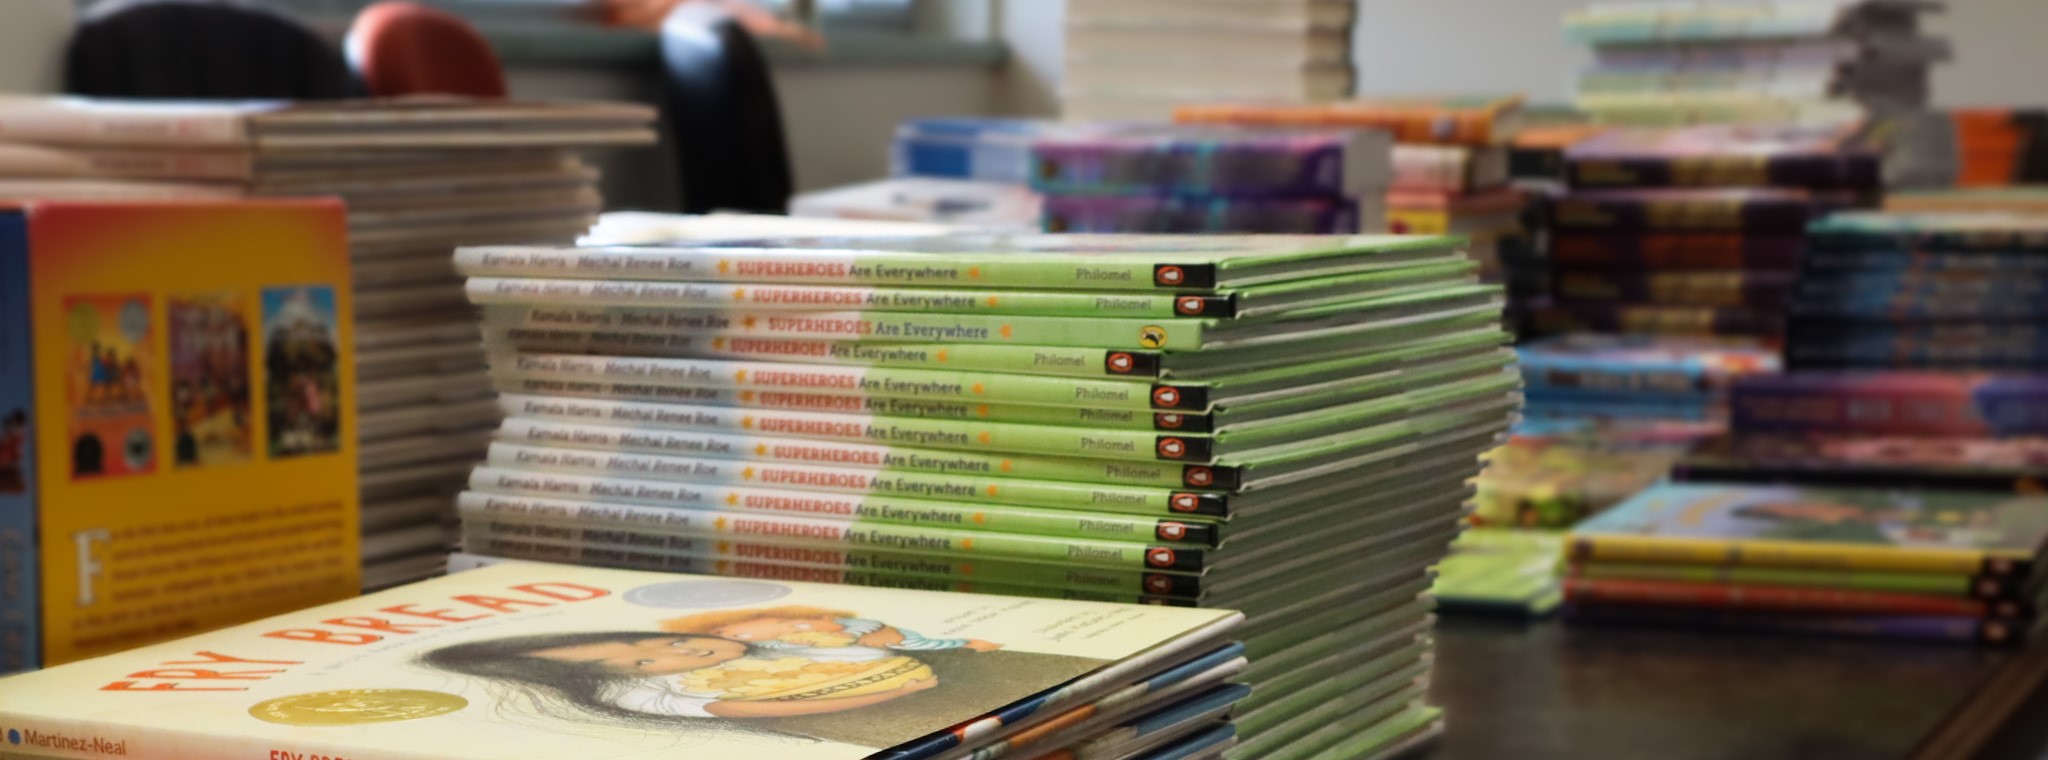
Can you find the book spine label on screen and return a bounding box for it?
[0,213,34,673]
[1567,534,2015,576]
[486,327,1161,379]
[495,393,1217,462]
[454,246,1225,291]
[466,464,1220,546]
[491,373,1198,431]
[1551,195,1811,232]
[479,304,1212,351]
[458,491,1205,571]
[1549,233,1804,270]
[495,417,1241,490]
[466,276,1227,318]
[488,442,1225,517]
[494,352,1190,412]
[464,534,1189,604]
[1562,576,1998,617]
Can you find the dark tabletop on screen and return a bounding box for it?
[1421,615,2014,760]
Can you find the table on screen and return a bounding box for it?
[1422,615,2013,759]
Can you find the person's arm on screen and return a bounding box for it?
[702,677,937,718]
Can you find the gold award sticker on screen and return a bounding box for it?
[1138,325,1168,349]
[249,689,467,727]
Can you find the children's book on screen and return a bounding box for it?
[1729,373,2048,437]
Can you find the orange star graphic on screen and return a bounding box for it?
[999,324,1013,339]
[741,416,755,429]
[936,350,949,362]
[977,405,989,417]
[713,337,727,349]
[735,369,748,382]
[1000,460,1013,472]
[971,383,986,395]
[715,517,729,529]
[725,493,739,506]
[717,260,731,274]
[977,431,992,444]
[972,513,986,524]
[967,266,981,278]
[742,467,755,479]
[985,296,1000,307]
[961,539,975,550]
[985,485,999,496]
[740,390,755,402]
[754,443,768,456]
[717,540,730,552]
[742,316,757,329]
[732,288,746,299]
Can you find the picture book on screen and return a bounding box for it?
[1548,232,1804,271]
[0,563,1242,760]
[1554,269,1795,307]
[1391,145,1510,194]
[1573,560,2022,600]
[1517,333,1780,396]
[0,200,357,672]
[1039,195,1365,235]
[1521,303,1784,337]
[1569,483,2048,576]
[1173,95,1525,146]
[1027,127,1390,198]
[1674,433,2048,494]
[1561,576,2021,618]
[1564,124,1878,190]
[1729,373,2048,437]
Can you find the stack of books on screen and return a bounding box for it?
[1563,0,1949,127]
[0,96,658,590]
[788,118,1042,230]
[1061,0,1355,122]
[1526,123,1880,338]
[1516,333,1781,425]
[1029,126,1391,234]
[447,233,1523,757]
[1472,419,1718,530]
[1677,372,2048,493]
[0,564,1256,760]
[1786,213,2048,372]
[1565,482,2048,645]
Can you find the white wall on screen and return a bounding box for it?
[0,0,74,94]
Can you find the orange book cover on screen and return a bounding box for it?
[0,200,358,672]
[1176,95,1525,146]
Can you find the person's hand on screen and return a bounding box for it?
[594,0,826,50]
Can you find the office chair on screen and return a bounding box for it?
[347,1,508,98]
[67,0,353,99]
[659,2,795,214]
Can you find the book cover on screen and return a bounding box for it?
[1549,232,1804,270]
[1571,560,2010,600]
[1040,195,1363,235]
[0,563,1240,759]
[1173,95,1525,146]
[1554,269,1796,307]
[1730,373,2048,437]
[1563,124,1878,190]
[1028,127,1388,198]
[1472,424,1709,529]
[1565,604,2024,645]
[1561,575,2019,618]
[1431,529,1564,615]
[0,201,357,671]
[1674,433,2048,495]
[1569,483,2048,576]
[1518,333,1778,396]
[1391,145,1510,194]
[1520,303,1785,336]
[1550,188,1819,232]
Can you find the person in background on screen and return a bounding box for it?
[593,0,824,49]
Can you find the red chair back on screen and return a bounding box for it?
[347,1,507,97]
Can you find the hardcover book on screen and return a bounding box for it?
[1564,124,1878,190]
[1028,127,1390,198]
[1729,373,2048,437]
[1173,95,1526,146]
[0,200,357,672]
[0,563,1243,760]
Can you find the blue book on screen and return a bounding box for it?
[0,209,35,675]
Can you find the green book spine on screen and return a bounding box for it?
[462,535,1195,601]
[466,277,1233,318]
[482,303,1216,350]
[489,442,1228,517]
[496,416,1243,490]
[489,328,1162,379]
[492,374,1201,430]
[454,245,1194,290]
[1574,561,1980,598]
[495,353,1191,412]
[458,490,1205,571]
[497,393,1217,463]
[468,465,1221,546]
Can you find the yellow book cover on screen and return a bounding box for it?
[0,564,1241,759]
[0,200,358,673]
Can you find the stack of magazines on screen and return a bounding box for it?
[1563,0,1949,127]
[1787,213,2048,372]
[446,233,1524,756]
[0,96,657,590]
[1565,482,2048,645]
[0,564,1253,760]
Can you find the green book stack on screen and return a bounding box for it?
[447,232,1525,757]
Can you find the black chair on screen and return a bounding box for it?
[658,3,795,214]
[68,0,354,99]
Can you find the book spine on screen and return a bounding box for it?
[1030,138,1360,197]
[1788,300,2048,320]
[458,491,1205,571]
[1390,146,1474,192]
[1567,534,2017,577]
[0,144,255,181]
[1670,459,2048,498]
[494,416,1242,490]
[453,246,1228,291]
[1570,561,1998,599]
[1550,194,1812,232]
[1561,576,2002,617]
[1040,195,1360,235]
[492,374,1201,431]
[494,393,1216,463]
[466,276,1221,319]
[0,213,34,674]
[1520,360,1710,395]
[1549,233,1804,270]
[479,303,1215,351]
[492,352,1187,412]
[1730,375,2048,437]
[1806,230,2048,254]
[0,108,246,146]
[485,327,1162,379]
[1553,270,1794,307]
[1565,604,2021,645]
[1799,250,2048,273]
[1566,154,1880,191]
[487,442,1227,517]
[466,465,1221,546]
[1523,304,1783,336]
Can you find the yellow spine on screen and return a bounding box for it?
[1566,535,2012,576]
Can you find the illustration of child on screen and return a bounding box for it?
[659,606,1002,654]
[419,631,936,723]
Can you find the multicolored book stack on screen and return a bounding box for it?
[1061,0,1356,122]
[0,564,1255,760]
[447,233,1524,758]
[1565,482,2048,645]
[1677,373,2048,494]
[1174,96,1534,280]
[1563,0,1949,127]
[0,96,658,591]
[1516,333,1781,425]
[1525,123,1880,338]
[1786,213,2048,372]
[1029,126,1391,234]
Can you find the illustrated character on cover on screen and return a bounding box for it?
[659,605,1003,655]
[1731,490,2007,547]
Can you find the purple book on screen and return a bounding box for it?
[1730,373,2048,438]
[1041,195,1364,234]
[1029,126,1389,198]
